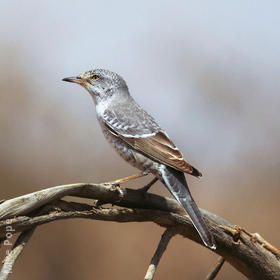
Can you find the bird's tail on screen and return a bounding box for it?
[159,166,216,250]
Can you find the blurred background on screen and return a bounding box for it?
[0,1,279,279]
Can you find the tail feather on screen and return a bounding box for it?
[159,166,216,249]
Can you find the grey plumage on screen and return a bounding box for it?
[62,69,216,249]
[102,96,160,137]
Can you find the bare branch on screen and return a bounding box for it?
[0,182,184,221]
[144,228,176,280]
[205,257,225,280]
[0,182,279,280]
[0,228,35,280]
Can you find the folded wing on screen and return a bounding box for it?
[103,108,202,177]
[119,130,202,177]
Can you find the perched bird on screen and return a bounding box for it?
[63,69,216,249]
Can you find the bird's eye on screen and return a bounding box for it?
[91,75,99,80]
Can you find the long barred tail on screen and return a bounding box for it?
[159,166,216,250]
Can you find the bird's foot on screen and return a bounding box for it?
[109,172,148,185]
[108,184,126,206]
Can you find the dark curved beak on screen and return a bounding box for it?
[62,76,83,84]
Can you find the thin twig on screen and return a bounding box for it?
[205,257,225,280]
[144,228,176,280]
[235,226,280,258]
[0,228,35,280]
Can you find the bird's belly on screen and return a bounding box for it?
[99,121,160,173]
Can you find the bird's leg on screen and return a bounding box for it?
[138,177,158,193]
[110,171,148,185]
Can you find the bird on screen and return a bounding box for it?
[62,69,216,249]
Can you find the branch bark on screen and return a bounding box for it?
[0,182,279,279]
[0,228,35,280]
[144,228,176,280]
[205,257,225,280]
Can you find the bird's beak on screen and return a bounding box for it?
[62,76,84,84]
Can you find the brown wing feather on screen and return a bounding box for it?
[120,131,202,177]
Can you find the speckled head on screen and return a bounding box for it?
[62,69,129,104]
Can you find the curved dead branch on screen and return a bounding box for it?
[0,181,279,280]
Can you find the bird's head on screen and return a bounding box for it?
[62,69,129,104]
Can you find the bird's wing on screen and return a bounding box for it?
[120,130,201,176]
[102,102,161,137]
[103,107,202,177]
